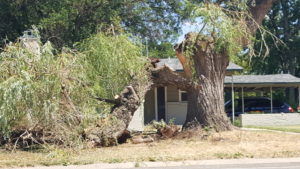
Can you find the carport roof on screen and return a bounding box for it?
[224,74,300,87]
[157,58,243,72]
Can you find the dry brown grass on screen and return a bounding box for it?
[1,129,300,167]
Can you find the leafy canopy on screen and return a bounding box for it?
[184,2,253,60]
[0,0,185,49]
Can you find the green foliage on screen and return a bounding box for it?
[249,0,300,76]
[233,118,241,127]
[0,0,185,49]
[179,2,255,81]
[0,31,148,144]
[168,118,176,125]
[0,39,102,141]
[81,33,147,99]
[0,42,57,137]
[188,3,252,59]
[147,42,175,58]
[151,120,167,130]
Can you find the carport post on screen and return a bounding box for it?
[270,86,273,113]
[242,87,244,113]
[231,76,235,122]
[154,87,158,121]
[298,86,300,109]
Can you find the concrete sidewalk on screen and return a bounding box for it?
[9,157,300,169]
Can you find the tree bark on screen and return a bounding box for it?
[178,0,277,131]
[87,81,151,146]
[248,0,278,34]
[178,34,232,131]
[151,65,192,90]
[88,63,191,146]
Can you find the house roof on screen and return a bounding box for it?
[224,74,300,87]
[156,58,243,72]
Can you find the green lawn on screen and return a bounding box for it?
[246,126,300,133]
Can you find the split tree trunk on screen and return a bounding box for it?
[179,34,232,131]
[180,0,276,131]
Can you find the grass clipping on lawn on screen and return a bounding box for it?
[1,130,300,167]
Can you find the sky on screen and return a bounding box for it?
[177,18,203,43]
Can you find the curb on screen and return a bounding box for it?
[241,127,300,135]
[11,157,300,169]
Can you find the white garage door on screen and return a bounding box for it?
[166,102,187,125]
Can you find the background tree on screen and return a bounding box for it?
[250,0,300,76]
[238,0,300,105]
[0,0,185,51]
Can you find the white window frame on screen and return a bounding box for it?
[179,90,188,102]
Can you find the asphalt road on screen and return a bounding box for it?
[138,162,300,169]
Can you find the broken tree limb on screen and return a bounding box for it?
[86,62,196,147]
[94,96,121,105]
[86,78,152,147]
[151,65,193,91]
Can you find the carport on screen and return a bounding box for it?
[224,74,300,121]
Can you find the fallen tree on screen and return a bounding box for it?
[89,1,278,144]
[0,32,151,148]
[86,1,278,145]
[0,1,277,148]
[86,61,192,146]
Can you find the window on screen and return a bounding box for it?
[179,90,188,102]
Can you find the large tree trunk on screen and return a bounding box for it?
[180,34,232,131]
[185,65,231,131]
[180,0,276,131]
